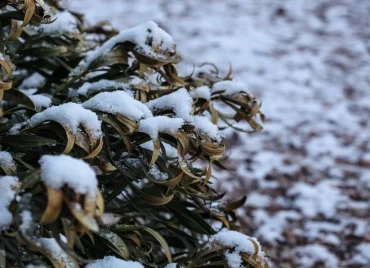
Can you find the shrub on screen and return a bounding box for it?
[0,1,268,267]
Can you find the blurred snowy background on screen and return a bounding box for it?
[69,0,370,267]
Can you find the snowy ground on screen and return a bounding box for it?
[69,0,370,267]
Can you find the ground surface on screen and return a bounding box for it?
[69,1,370,267]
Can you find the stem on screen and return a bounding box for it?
[54,69,88,93]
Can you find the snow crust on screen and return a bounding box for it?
[210,229,266,267]
[73,21,175,74]
[19,72,45,89]
[86,256,144,268]
[38,11,78,34]
[145,89,220,139]
[20,89,52,108]
[26,103,102,139]
[213,81,249,96]
[146,88,193,120]
[39,155,97,196]
[77,79,132,96]
[191,86,211,100]
[83,91,151,120]
[0,151,15,168]
[0,176,18,230]
[138,116,183,139]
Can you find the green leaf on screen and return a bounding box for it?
[142,226,172,263]
[95,229,130,260]
[167,202,216,235]
[20,46,68,57]
[0,134,57,147]
[130,185,174,206]
[222,195,247,211]
[3,89,36,109]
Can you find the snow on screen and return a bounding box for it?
[76,79,133,96]
[288,180,346,218]
[23,103,102,140]
[350,243,370,264]
[86,256,144,268]
[0,151,15,169]
[146,88,193,120]
[246,193,271,208]
[149,165,168,180]
[225,251,242,268]
[210,229,266,268]
[39,237,76,267]
[213,81,249,96]
[19,210,32,232]
[38,11,78,34]
[192,115,220,140]
[39,155,97,196]
[138,116,183,139]
[20,89,52,108]
[145,89,219,139]
[19,72,45,89]
[191,86,211,100]
[73,21,175,74]
[28,95,52,108]
[210,229,261,255]
[83,91,152,121]
[0,176,18,230]
[296,244,339,268]
[164,264,177,268]
[254,210,301,243]
[98,213,123,226]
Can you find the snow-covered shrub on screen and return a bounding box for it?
[0,1,267,267]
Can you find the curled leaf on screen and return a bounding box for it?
[40,186,63,224]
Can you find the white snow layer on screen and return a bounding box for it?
[146,88,193,120]
[83,91,152,120]
[145,89,220,139]
[0,176,19,230]
[39,155,97,196]
[20,89,52,108]
[73,21,175,73]
[19,210,33,232]
[29,95,52,108]
[164,264,177,268]
[213,80,249,96]
[19,72,45,89]
[38,11,78,34]
[0,151,15,168]
[138,116,184,139]
[210,229,267,267]
[191,86,211,100]
[210,229,261,255]
[26,103,102,139]
[86,256,144,268]
[77,79,133,96]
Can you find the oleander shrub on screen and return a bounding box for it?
[0,1,268,267]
